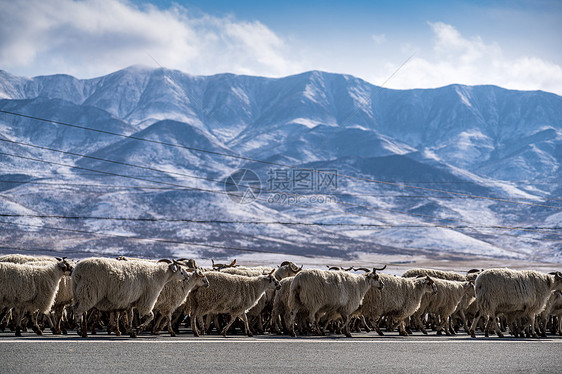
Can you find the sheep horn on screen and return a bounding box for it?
[158,259,172,263]
[466,269,481,274]
[373,265,387,272]
[343,266,354,271]
[55,257,62,261]
[281,261,292,267]
[355,267,371,273]
[229,259,236,267]
[328,266,340,271]
[269,269,275,276]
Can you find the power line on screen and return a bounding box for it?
[3,137,562,236]
[1,213,561,231]
[0,220,319,257]
[1,109,559,210]
[3,179,562,202]
[2,149,562,240]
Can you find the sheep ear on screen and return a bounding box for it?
[55,257,62,261]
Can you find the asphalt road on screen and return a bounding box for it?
[1,331,562,373]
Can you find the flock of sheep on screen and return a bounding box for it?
[1,253,562,339]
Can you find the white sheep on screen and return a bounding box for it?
[359,273,437,336]
[287,267,385,337]
[0,258,73,336]
[186,270,280,337]
[151,268,209,336]
[469,269,562,338]
[72,257,189,337]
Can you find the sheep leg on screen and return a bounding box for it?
[191,314,200,337]
[490,316,504,338]
[76,311,88,338]
[221,314,239,337]
[371,317,384,336]
[112,311,122,336]
[52,307,63,334]
[256,315,264,334]
[398,320,409,336]
[342,315,352,338]
[136,311,154,334]
[127,309,137,338]
[166,312,176,337]
[205,314,215,334]
[288,309,298,337]
[459,311,469,333]
[309,311,322,336]
[13,308,23,337]
[435,315,450,336]
[320,318,330,336]
[239,313,253,337]
[152,313,165,335]
[360,315,371,333]
[30,312,43,336]
[414,313,427,335]
[529,314,539,338]
[469,311,482,338]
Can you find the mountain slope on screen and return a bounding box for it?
[0,67,561,261]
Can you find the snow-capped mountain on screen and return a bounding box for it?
[0,66,561,262]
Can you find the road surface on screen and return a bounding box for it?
[1,331,561,373]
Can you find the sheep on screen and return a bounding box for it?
[216,262,301,334]
[411,278,474,335]
[72,257,189,337]
[151,268,209,336]
[0,258,73,336]
[469,269,562,338]
[358,274,437,336]
[212,259,236,270]
[186,270,281,337]
[287,266,385,337]
[270,276,295,334]
[537,291,562,336]
[23,260,75,335]
[0,254,57,264]
[245,262,302,333]
[402,268,465,282]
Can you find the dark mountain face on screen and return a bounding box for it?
[0,66,561,261]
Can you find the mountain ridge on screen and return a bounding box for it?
[0,66,561,261]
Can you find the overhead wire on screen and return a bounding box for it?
[0,109,559,210]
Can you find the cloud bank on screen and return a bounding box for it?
[379,22,562,94]
[0,1,561,95]
[0,0,298,78]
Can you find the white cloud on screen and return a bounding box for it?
[0,0,299,78]
[375,22,562,95]
[1,2,561,96]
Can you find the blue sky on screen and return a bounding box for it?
[1,0,561,94]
